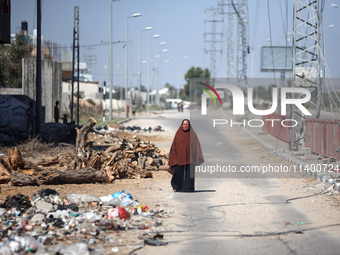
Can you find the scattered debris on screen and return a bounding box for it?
[0,118,169,186]
[100,125,165,134]
[0,188,171,253]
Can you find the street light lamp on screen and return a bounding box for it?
[138,26,152,113]
[125,13,141,117]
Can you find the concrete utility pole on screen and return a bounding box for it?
[71,6,80,125]
[290,0,324,151]
[36,0,42,135]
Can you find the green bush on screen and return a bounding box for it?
[86,98,95,106]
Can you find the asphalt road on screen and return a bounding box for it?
[127,110,340,255]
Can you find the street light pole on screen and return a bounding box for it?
[138,27,152,113]
[177,56,188,99]
[125,13,141,117]
[177,59,180,99]
[109,0,114,121]
[147,34,160,111]
[155,42,166,105]
[157,49,167,105]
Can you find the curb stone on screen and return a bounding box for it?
[118,118,133,125]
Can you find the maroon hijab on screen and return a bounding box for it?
[169,119,204,167]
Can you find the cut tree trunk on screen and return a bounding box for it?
[34,168,107,185]
[0,159,11,184]
[75,117,97,168]
[11,171,38,186]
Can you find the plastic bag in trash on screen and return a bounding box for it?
[121,197,133,206]
[118,207,130,221]
[97,218,119,230]
[82,211,101,222]
[38,188,60,197]
[100,195,114,203]
[105,197,121,207]
[2,194,31,210]
[67,194,100,204]
[46,217,65,228]
[1,236,45,254]
[57,203,79,212]
[107,208,119,219]
[46,210,69,219]
[112,190,133,200]
[53,243,90,255]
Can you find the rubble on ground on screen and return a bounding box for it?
[0,118,169,187]
[0,189,171,254]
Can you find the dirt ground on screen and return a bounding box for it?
[0,122,173,203]
[0,116,339,254]
[0,121,177,254]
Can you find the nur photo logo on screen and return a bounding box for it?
[197,82,222,107]
[198,83,311,116]
[196,82,312,128]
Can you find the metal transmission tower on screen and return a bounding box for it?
[219,0,236,79]
[71,6,80,125]
[289,0,324,150]
[204,7,223,80]
[84,46,97,75]
[231,0,249,84]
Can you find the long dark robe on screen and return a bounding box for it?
[171,164,195,192]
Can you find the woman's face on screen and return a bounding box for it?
[182,120,189,131]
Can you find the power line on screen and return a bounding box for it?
[50,40,125,49]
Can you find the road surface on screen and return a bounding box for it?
[124,110,340,255]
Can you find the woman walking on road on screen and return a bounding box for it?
[169,119,204,192]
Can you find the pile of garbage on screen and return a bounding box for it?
[0,189,171,254]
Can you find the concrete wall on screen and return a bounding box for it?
[104,99,124,111]
[61,81,101,113]
[22,58,62,122]
[0,88,23,95]
[62,81,100,99]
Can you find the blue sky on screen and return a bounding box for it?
[11,0,340,91]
